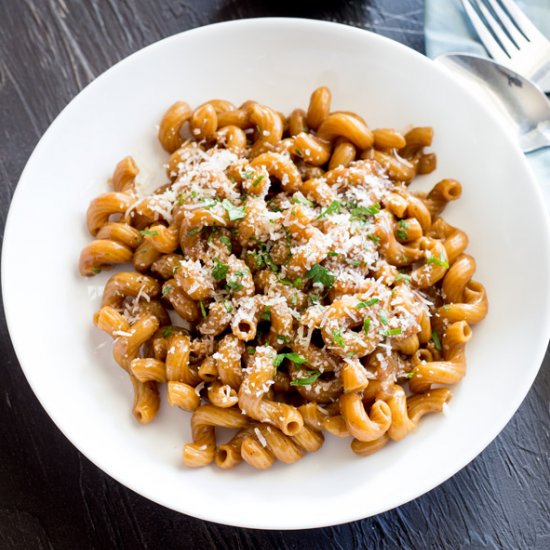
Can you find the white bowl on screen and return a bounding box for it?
[3,18,550,529]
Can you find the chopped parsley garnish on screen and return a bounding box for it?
[292,192,314,207]
[218,235,232,253]
[394,273,411,284]
[223,300,233,313]
[161,285,173,298]
[367,234,381,246]
[332,329,345,348]
[426,253,449,269]
[356,298,379,308]
[187,227,201,236]
[176,194,185,206]
[290,371,322,386]
[221,199,246,221]
[363,318,371,333]
[404,369,417,379]
[247,347,255,355]
[226,280,243,292]
[140,229,159,237]
[243,171,253,179]
[273,352,307,368]
[432,330,442,351]
[294,148,303,157]
[351,260,361,267]
[162,325,174,338]
[350,203,380,218]
[91,267,101,274]
[252,175,265,188]
[291,293,298,306]
[211,259,229,281]
[253,247,278,272]
[396,219,409,240]
[199,301,207,318]
[383,328,402,337]
[277,335,290,344]
[379,310,389,325]
[308,294,321,305]
[327,251,339,257]
[443,304,451,311]
[293,277,303,288]
[260,306,271,322]
[306,264,335,288]
[317,200,341,219]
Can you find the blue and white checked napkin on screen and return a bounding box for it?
[425,0,550,205]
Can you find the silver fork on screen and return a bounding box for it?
[461,0,550,92]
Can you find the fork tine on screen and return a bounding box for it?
[460,0,509,62]
[499,0,548,42]
[471,0,516,56]
[485,0,526,46]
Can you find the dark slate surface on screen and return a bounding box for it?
[0,1,548,548]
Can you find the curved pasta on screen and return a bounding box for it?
[238,346,303,436]
[80,87,487,471]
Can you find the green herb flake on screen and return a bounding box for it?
[379,310,389,325]
[317,200,341,219]
[162,325,174,338]
[294,148,303,157]
[247,347,255,355]
[274,352,307,368]
[327,251,339,257]
[383,327,402,337]
[367,234,381,246]
[226,280,244,292]
[404,369,417,379]
[276,335,290,344]
[332,329,345,348]
[350,203,380,218]
[426,253,450,269]
[363,318,371,333]
[199,301,207,318]
[187,227,201,237]
[161,285,173,298]
[396,219,409,241]
[140,229,159,237]
[306,264,335,288]
[443,304,451,311]
[260,306,271,322]
[432,330,442,351]
[291,293,298,306]
[218,235,232,253]
[292,192,314,207]
[223,300,233,313]
[290,371,322,386]
[308,294,321,305]
[176,194,185,206]
[221,199,246,221]
[211,259,229,282]
[356,298,379,308]
[252,175,265,188]
[292,277,303,288]
[351,260,361,267]
[91,267,101,274]
[243,171,253,180]
[394,273,411,284]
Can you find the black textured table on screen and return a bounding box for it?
[1,1,549,548]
